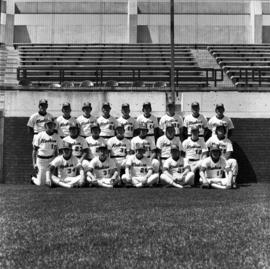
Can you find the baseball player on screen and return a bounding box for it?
[159,102,184,140]
[31,119,62,186]
[131,122,160,173]
[183,101,208,141]
[76,102,96,138]
[97,102,117,140]
[117,103,136,139]
[27,99,54,142]
[63,123,88,163]
[46,141,85,188]
[55,102,77,138]
[156,123,183,168]
[107,124,131,175]
[85,144,119,188]
[122,145,159,187]
[208,103,234,138]
[199,144,233,189]
[182,125,208,173]
[135,102,159,143]
[160,145,194,188]
[206,125,238,188]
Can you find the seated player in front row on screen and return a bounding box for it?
[122,145,159,187]
[85,144,119,188]
[160,145,194,188]
[199,144,233,189]
[46,141,85,188]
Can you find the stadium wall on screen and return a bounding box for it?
[1,89,270,184]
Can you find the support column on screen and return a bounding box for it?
[128,0,137,43]
[250,1,262,44]
[0,111,4,183]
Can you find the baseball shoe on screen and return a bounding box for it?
[30,176,36,185]
[231,183,238,189]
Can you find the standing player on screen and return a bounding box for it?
[200,144,233,189]
[183,101,208,141]
[97,102,117,140]
[208,103,234,138]
[135,102,159,143]
[85,144,119,188]
[27,99,54,141]
[160,145,194,188]
[46,141,85,188]
[131,123,159,173]
[206,125,238,188]
[182,125,208,173]
[107,124,131,175]
[55,102,77,138]
[156,123,183,167]
[63,123,88,164]
[117,103,136,139]
[122,145,159,187]
[31,119,62,186]
[159,102,184,140]
[76,102,96,138]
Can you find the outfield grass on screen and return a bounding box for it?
[0,184,269,269]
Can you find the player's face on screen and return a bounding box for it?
[69,127,79,138]
[143,106,151,117]
[39,104,47,114]
[83,107,91,116]
[102,107,111,118]
[171,149,180,160]
[91,127,100,138]
[45,122,55,134]
[216,108,224,118]
[192,106,200,117]
[122,107,130,117]
[139,128,148,138]
[136,148,145,159]
[116,128,124,139]
[210,150,221,162]
[99,148,108,161]
[62,107,71,117]
[166,127,175,139]
[167,105,175,115]
[62,148,72,159]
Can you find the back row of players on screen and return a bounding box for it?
[28,99,238,189]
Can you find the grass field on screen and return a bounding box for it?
[0,184,269,269]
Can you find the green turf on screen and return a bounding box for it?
[0,184,269,269]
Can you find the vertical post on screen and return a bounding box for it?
[0,111,4,183]
[170,0,175,102]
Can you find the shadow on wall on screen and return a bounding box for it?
[232,142,257,183]
[137,26,152,43]
[14,26,31,43]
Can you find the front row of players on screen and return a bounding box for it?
[32,118,238,189]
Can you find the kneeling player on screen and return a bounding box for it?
[85,144,119,188]
[46,141,85,188]
[122,145,159,187]
[200,144,233,189]
[160,145,194,188]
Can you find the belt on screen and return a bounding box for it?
[110,156,125,158]
[161,157,169,160]
[188,158,199,162]
[60,136,65,139]
[100,136,113,139]
[34,132,38,135]
[37,155,53,159]
[188,134,204,137]
[147,134,154,137]
[80,135,87,138]
[125,137,133,139]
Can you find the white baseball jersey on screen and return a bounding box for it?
[63,136,88,158]
[201,156,229,178]
[76,115,96,137]
[50,155,79,180]
[156,135,183,159]
[117,116,136,139]
[126,155,153,177]
[136,114,158,136]
[163,157,189,175]
[85,136,107,160]
[131,136,156,158]
[33,131,62,157]
[208,115,234,137]
[107,136,131,158]
[183,114,208,136]
[159,114,184,135]
[27,112,54,134]
[206,136,233,157]
[88,157,116,179]
[55,116,77,137]
[182,137,208,160]
[97,115,117,137]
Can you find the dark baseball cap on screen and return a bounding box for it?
[210,144,221,152]
[69,122,79,129]
[62,141,72,149]
[62,102,71,108]
[115,123,124,130]
[39,99,48,105]
[165,122,175,130]
[102,102,111,108]
[142,102,151,108]
[191,101,200,107]
[138,122,148,130]
[216,103,225,109]
[122,103,130,108]
[44,118,55,125]
[190,125,199,132]
[91,123,100,131]
[98,144,108,150]
[82,102,92,108]
[171,144,179,151]
[135,144,146,151]
[167,101,175,107]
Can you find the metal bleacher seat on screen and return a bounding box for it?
[79,80,95,88]
[61,81,75,88]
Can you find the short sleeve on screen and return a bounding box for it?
[201,115,208,128]
[50,156,62,168]
[226,140,233,152]
[33,133,40,147]
[27,114,35,128]
[156,137,162,150]
[227,118,234,130]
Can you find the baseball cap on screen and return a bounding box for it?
[191,101,200,108]
[62,141,72,149]
[122,103,130,108]
[69,122,79,129]
[142,102,151,108]
[190,125,199,132]
[167,101,175,107]
[91,123,100,130]
[210,144,221,152]
[82,102,92,109]
[102,102,111,109]
[98,143,108,150]
[135,144,146,151]
[138,122,148,130]
[39,99,48,105]
[62,102,71,108]
[44,118,55,125]
[115,123,124,130]
[171,144,179,151]
[165,122,175,130]
[216,103,225,109]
